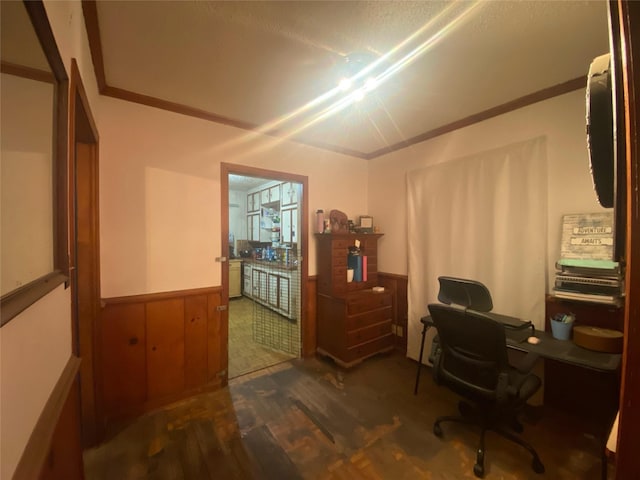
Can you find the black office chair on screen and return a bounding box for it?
[428,302,544,478]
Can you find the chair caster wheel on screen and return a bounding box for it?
[433,423,443,438]
[473,463,484,478]
[532,457,545,474]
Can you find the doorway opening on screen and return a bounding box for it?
[222,165,308,379]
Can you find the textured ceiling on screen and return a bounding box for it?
[88,0,609,158]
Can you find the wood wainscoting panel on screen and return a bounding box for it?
[146,298,186,400]
[101,303,147,417]
[39,374,84,480]
[184,294,209,389]
[13,357,83,480]
[100,286,223,423]
[378,272,408,354]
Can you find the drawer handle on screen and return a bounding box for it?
[128,337,138,345]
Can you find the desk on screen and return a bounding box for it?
[414,314,622,480]
[415,315,621,394]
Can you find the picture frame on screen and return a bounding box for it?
[359,215,373,231]
[359,216,373,228]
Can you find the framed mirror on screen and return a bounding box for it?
[0,1,69,326]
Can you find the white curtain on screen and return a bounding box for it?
[407,137,548,361]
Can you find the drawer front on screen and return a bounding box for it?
[332,238,351,250]
[332,266,347,284]
[345,335,394,362]
[347,293,392,315]
[333,255,348,267]
[346,306,392,331]
[346,321,392,346]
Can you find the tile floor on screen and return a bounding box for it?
[228,296,298,379]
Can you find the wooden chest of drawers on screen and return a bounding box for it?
[317,289,393,367]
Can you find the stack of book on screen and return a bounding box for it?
[554,259,624,305]
[553,212,624,305]
[347,254,368,282]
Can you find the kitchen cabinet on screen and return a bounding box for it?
[247,213,260,241]
[260,185,280,205]
[267,272,291,315]
[243,263,252,298]
[281,207,297,244]
[278,275,290,315]
[281,182,297,206]
[253,267,268,303]
[315,233,393,367]
[229,259,242,298]
[245,261,297,319]
[247,192,260,213]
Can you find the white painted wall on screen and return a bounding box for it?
[98,96,369,298]
[0,285,72,479]
[368,90,609,290]
[0,2,103,478]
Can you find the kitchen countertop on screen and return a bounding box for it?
[241,258,298,271]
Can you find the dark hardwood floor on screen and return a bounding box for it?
[84,352,613,479]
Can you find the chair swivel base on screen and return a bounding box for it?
[433,404,545,478]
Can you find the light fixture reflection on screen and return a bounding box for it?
[352,89,366,101]
[338,77,353,91]
[211,1,483,158]
[364,77,378,91]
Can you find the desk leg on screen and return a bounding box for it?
[414,324,429,395]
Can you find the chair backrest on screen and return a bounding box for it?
[437,276,493,312]
[428,303,509,399]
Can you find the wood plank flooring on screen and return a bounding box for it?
[84,352,613,479]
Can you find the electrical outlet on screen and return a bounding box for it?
[397,326,404,337]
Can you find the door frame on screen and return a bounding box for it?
[220,163,311,356]
[68,59,102,445]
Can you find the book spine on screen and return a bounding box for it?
[362,256,368,282]
[355,256,362,282]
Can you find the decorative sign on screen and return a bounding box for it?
[560,212,614,260]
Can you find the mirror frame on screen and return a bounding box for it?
[0,0,69,326]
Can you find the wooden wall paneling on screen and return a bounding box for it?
[13,357,82,480]
[207,292,227,386]
[184,294,208,389]
[303,277,317,357]
[146,299,186,400]
[39,376,84,480]
[101,303,146,416]
[378,273,408,354]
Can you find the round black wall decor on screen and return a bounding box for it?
[586,53,615,208]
